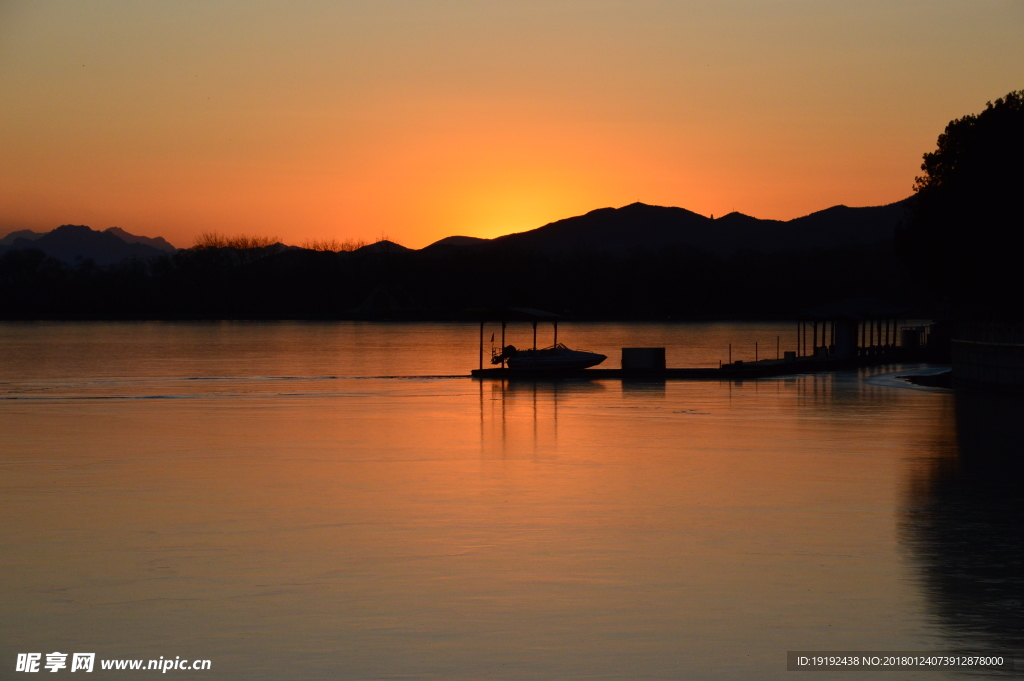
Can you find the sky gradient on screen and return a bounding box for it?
[1,1,1022,249]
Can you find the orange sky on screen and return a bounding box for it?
[1,1,1022,249]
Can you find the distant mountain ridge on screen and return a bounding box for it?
[0,200,925,320]
[105,227,177,253]
[0,225,174,265]
[2,198,910,266]
[0,229,46,246]
[353,239,411,254]
[424,199,911,257]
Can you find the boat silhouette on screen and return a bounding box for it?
[492,343,607,371]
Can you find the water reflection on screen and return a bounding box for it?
[816,365,912,408]
[3,321,997,680]
[621,379,667,397]
[477,379,607,458]
[903,391,1024,652]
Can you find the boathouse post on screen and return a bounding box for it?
[553,320,558,346]
[532,321,537,352]
[479,320,484,371]
[501,321,506,368]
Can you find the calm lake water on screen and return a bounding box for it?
[1,322,1020,680]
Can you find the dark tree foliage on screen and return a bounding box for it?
[896,91,1024,319]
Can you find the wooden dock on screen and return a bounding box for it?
[469,306,943,381]
[471,349,931,380]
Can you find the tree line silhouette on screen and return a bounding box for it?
[0,237,927,320]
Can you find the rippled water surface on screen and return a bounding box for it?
[1,322,1020,680]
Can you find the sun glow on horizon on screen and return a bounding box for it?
[1,1,1021,249]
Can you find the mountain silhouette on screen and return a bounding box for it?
[1,198,908,264]
[422,235,490,250]
[427,199,910,257]
[105,227,177,252]
[0,224,170,265]
[0,229,45,247]
[0,199,927,320]
[354,239,411,254]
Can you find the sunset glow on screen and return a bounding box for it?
[1,1,1022,248]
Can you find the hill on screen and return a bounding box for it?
[479,199,909,257]
[353,240,411,254]
[105,227,177,253]
[0,229,45,247]
[0,198,930,320]
[0,224,171,265]
[421,235,490,253]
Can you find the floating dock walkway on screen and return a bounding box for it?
[470,305,945,381]
[471,349,933,380]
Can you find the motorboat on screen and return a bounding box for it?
[492,343,606,371]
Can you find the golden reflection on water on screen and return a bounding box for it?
[1,323,1014,680]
